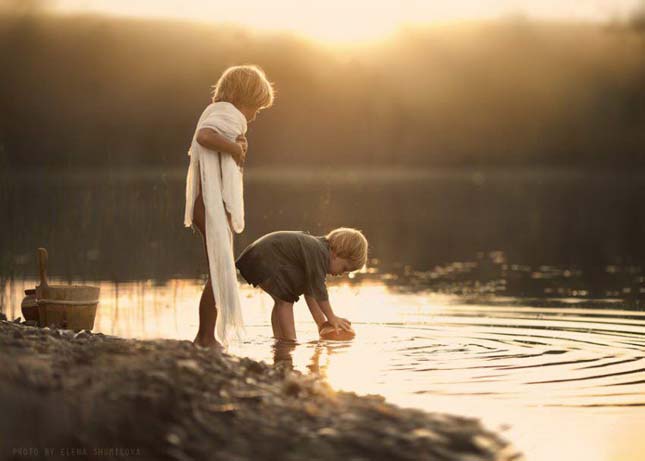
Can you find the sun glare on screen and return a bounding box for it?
[53,0,642,44]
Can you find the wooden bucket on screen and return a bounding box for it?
[34,248,100,331]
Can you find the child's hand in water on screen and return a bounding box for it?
[319,317,355,340]
[235,135,248,167]
[326,316,352,333]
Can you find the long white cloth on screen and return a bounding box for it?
[184,102,247,345]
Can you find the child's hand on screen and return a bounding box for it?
[235,135,248,167]
[336,316,352,331]
[326,316,352,333]
[319,318,355,340]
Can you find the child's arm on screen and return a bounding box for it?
[304,295,327,330]
[196,128,247,166]
[310,298,352,333]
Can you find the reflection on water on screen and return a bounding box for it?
[374,251,645,302]
[2,170,645,459]
[2,168,644,281]
[3,277,645,461]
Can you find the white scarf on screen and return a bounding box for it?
[184,102,247,345]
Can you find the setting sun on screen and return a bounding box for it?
[53,0,642,43]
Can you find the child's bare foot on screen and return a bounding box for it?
[192,334,222,350]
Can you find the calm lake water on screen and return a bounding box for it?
[2,169,645,460]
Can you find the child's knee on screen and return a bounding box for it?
[274,300,292,310]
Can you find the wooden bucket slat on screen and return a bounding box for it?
[37,285,100,302]
[38,303,98,331]
[25,248,101,331]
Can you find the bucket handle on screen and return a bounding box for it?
[37,248,49,289]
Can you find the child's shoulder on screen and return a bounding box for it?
[203,101,242,116]
[263,230,306,241]
[200,101,227,117]
[198,102,246,129]
[260,230,320,247]
[298,232,330,255]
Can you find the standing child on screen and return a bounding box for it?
[185,65,274,348]
[236,228,368,341]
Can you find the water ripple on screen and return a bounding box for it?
[355,306,645,408]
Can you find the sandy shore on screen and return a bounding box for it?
[0,319,519,461]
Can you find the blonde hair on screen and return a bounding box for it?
[326,227,368,271]
[212,65,275,109]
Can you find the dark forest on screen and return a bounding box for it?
[1,10,644,171]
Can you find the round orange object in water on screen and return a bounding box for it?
[319,321,356,340]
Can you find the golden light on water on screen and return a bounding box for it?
[5,277,645,461]
[52,0,642,44]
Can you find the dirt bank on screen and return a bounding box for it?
[0,320,519,461]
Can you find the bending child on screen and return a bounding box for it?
[236,228,368,341]
[184,65,274,348]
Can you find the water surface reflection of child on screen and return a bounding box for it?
[236,228,368,341]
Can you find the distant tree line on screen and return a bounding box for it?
[1,11,644,170]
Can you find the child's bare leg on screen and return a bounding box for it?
[273,340,296,368]
[259,281,296,341]
[192,192,221,349]
[271,300,297,341]
[271,305,282,338]
[194,279,219,348]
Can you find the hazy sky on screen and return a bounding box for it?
[52,0,643,42]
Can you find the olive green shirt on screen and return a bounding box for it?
[235,231,330,303]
